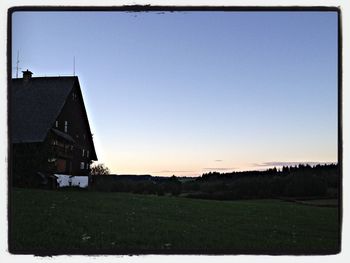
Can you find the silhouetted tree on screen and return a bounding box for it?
[89,163,110,176]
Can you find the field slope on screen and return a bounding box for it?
[10,188,340,254]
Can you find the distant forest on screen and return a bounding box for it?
[92,163,339,201]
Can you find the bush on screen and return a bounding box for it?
[90,163,110,176]
[284,173,327,197]
[182,181,200,192]
[200,182,226,194]
[92,176,114,191]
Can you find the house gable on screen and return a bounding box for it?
[54,79,97,175]
[11,73,97,177]
[53,78,97,161]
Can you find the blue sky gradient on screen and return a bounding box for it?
[12,11,338,176]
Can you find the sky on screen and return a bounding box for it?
[11,11,338,176]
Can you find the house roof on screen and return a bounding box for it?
[11,76,97,160]
[11,77,77,143]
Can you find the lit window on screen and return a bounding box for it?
[82,149,85,157]
[80,162,85,169]
[64,121,68,133]
[55,120,58,128]
[85,163,89,169]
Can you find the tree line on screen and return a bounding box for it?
[91,163,339,200]
[188,164,338,200]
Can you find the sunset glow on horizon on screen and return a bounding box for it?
[12,11,338,176]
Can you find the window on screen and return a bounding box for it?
[72,92,77,100]
[87,150,89,158]
[82,149,85,157]
[85,163,89,169]
[55,120,58,128]
[80,162,85,170]
[64,121,68,133]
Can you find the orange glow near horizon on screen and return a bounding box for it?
[91,127,338,177]
[93,156,337,177]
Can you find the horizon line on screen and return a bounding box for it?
[107,162,338,178]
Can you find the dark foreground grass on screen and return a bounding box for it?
[10,188,340,254]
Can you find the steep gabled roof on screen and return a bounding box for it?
[11,77,77,143]
[11,75,98,160]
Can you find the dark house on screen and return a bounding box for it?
[11,70,97,186]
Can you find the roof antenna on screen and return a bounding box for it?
[15,50,21,78]
[73,56,75,76]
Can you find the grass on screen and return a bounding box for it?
[10,188,340,254]
[297,199,339,207]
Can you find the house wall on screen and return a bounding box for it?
[56,158,67,173]
[54,82,95,176]
[48,131,75,174]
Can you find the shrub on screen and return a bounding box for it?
[89,163,110,176]
[182,181,200,192]
[284,173,327,197]
[200,182,226,194]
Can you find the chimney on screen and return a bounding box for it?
[22,69,33,83]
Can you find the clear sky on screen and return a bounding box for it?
[11,11,338,176]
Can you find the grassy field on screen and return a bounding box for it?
[10,188,340,254]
